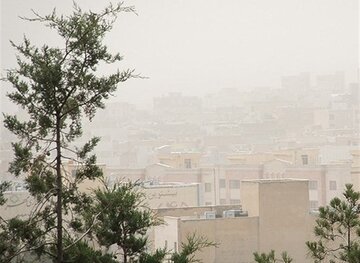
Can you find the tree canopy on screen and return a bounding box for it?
[1,3,135,262]
[306,184,360,263]
[0,3,216,263]
[253,250,293,263]
[84,181,160,263]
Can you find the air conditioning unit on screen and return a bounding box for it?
[204,211,216,219]
[223,209,242,218]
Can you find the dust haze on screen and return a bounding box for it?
[0,1,359,261]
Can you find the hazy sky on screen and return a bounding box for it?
[1,0,359,109]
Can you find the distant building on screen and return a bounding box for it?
[63,161,106,193]
[316,71,345,93]
[351,149,360,192]
[107,147,353,210]
[157,151,201,169]
[281,72,311,98]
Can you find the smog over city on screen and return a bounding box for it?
[0,1,359,262]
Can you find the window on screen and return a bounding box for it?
[205,202,212,206]
[310,200,319,211]
[309,180,318,190]
[219,199,227,205]
[301,155,308,165]
[184,159,192,169]
[329,181,337,191]
[230,199,241,204]
[229,180,240,189]
[205,183,212,192]
[219,179,226,188]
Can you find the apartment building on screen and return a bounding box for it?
[104,147,353,210]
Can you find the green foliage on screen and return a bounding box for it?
[253,250,293,263]
[83,181,159,263]
[8,142,33,177]
[306,184,360,263]
[0,216,48,262]
[170,233,218,263]
[138,248,167,263]
[1,2,214,263]
[137,233,216,263]
[0,181,10,206]
[1,2,135,262]
[62,239,117,263]
[70,182,216,263]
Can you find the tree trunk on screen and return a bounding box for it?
[56,114,63,263]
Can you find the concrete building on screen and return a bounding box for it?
[153,179,315,263]
[63,161,106,193]
[227,148,321,166]
[224,149,352,209]
[157,151,202,169]
[142,182,200,209]
[65,161,203,209]
[107,147,353,210]
[351,149,360,192]
[316,71,345,93]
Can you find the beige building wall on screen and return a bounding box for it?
[292,148,320,166]
[154,216,180,254]
[351,150,360,191]
[227,148,320,166]
[284,167,325,209]
[219,165,262,206]
[146,162,347,209]
[227,153,274,165]
[157,152,201,169]
[102,151,352,210]
[144,164,202,184]
[247,179,314,262]
[153,179,316,263]
[143,183,199,209]
[63,161,106,193]
[154,216,259,263]
[240,182,259,216]
[324,163,352,203]
[180,217,258,263]
[106,167,145,182]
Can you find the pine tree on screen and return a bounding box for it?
[138,233,217,263]
[253,250,293,263]
[76,181,216,263]
[170,233,217,263]
[0,3,135,262]
[306,184,360,263]
[83,181,160,263]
